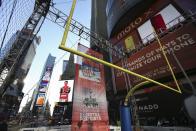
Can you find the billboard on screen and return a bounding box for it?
[58,80,74,102]
[32,54,55,112]
[42,66,52,82]
[134,81,196,124]
[39,85,47,92]
[38,66,53,93]
[109,0,171,43]
[113,23,196,91]
[36,93,45,106]
[72,44,109,131]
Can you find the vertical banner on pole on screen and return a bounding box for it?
[72,44,109,131]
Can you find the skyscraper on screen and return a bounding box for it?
[0,30,41,120]
[61,53,75,80]
[30,54,56,116]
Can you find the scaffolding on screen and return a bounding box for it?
[0,0,51,96]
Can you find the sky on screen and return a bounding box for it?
[0,0,35,49]
[19,0,91,113]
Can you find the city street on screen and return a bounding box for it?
[0,0,196,130]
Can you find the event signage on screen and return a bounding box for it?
[72,44,109,131]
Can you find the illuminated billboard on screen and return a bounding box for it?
[42,66,52,82]
[38,66,53,93]
[113,23,196,91]
[36,93,45,106]
[58,80,74,102]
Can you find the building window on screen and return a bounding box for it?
[137,4,184,44]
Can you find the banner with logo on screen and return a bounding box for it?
[72,44,109,131]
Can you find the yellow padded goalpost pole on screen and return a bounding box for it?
[153,28,182,94]
[60,0,77,47]
[125,81,150,104]
[124,29,183,103]
[59,0,182,95]
[59,45,182,94]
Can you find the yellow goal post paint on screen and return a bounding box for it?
[59,0,182,97]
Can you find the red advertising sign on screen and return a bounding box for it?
[72,44,109,131]
[114,23,196,91]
